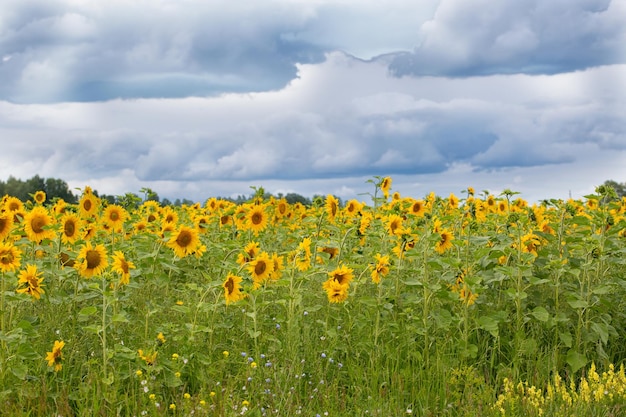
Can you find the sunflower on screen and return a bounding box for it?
[386,214,406,237]
[521,233,541,256]
[237,241,260,265]
[161,207,178,225]
[219,214,233,228]
[409,199,426,217]
[32,190,46,205]
[112,251,135,285]
[293,237,312,271]
[344,199,362,217]
[3,196,23,213]
[76,241,109,278]
[380,177,392,199]
[247,251,275,289]
[59,213,82,244]
[448,193,459,210]
[16,264,45,300]
[0,212,13,241]
[78,192,100,218]
[269,253,284,280]
[223,273,246,304]
[324,280,349,303]
[275,199,289,218]
[435,230,454,254]
[52,198,68,215]
[24,206,55,243]
[138,349,158,366]
[167,225,202,258]
[103,204,128,232]
[325,195,339,222]
[246,205,268,234]
[194,214,211,234]
[318,246,339,261]
[371,254,390,284]
[46,340,65,372]
[323,264,354,290]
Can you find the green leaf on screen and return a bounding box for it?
[592,285,612,295]
[530,307,549,322]
[567,299,588,309]
[111,313,129,323]
[566,350,587,374]
[477,315,499,337]
[78,306,98,317]
[247,329,261,339]
[591,322,609,345]
[403,278,422,286]
[11,364,28,380]
[559,331,572,348]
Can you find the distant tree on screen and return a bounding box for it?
[284,193,312,206]
[0,175,76,203]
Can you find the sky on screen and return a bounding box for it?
[1,0,625,204]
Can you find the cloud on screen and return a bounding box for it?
[388,0,626,77]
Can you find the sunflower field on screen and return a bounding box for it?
[1,178,626,416]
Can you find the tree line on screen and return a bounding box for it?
[2,175,624,209]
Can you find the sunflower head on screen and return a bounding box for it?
[33,191,46,204]
[24,206,55,243]
[76,242,109,278]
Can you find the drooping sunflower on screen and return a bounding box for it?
[448,193,459,210]
[380,177,392,199]
[78,192,100,218]
[194,214,211,234]
[247,251,275,289]
[269,253,284,280]
[237,241,260,265]
[16,264,45,300]
[46,340,65,372]
[371,254,390,284]
[59,213,82,244]
[324,280,349,303]
[0,242,22,273]
[521,233,541,256]
[76,241,109,278]
[0,212,13,241]
[293,237,312,272]
[246,205,268,234]
[325,195,339,222]
[435,229,454,254]
[103,204,128,233]
[112,251,135,285]
[167,225,202,258]
[24,206,55,243]
[318,246,339,261]
[223,273,246,304]
[138,349,158,366]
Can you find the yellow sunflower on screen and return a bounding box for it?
[324,280,349,303]
[325,195,339,222]
[318,246,339,261]
[293,237,312,272]
[435,230,454,254]
[76,241,109,278]
[3,196,23,213]
[46,340,65,372]
[409,199,426,217]
[380,177,392,199]
[237,241,260,265]
[103,204,128,232]
[323,264,354,291]
[270,253,284,280]
[167,225,202,258]
[386,214,406,237]
[161,207,178,225]
[23,206,55,243]
[33,190,46,204]
[0,212,13,241]
[343,199,362,217]
[112,251,135,285]
[223,273,246,304]
[275,199,289,218]
[371,254,390,284]
[52,198,68,215]
[247,251,275,289]
[16,264,45,300]
[78,192,100,218]
[246,205,268,234]
[0,242,21,272]
[59,213,82,244]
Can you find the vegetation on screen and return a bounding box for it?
[0,177,625,416]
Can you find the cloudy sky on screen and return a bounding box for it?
[1,0,625,204]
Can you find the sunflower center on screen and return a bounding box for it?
[334,273,347,284]
[9,202,20,211]
[147,214,157,222]
[31,216,46,233]
[225,278,234,294]
[251,212,263,225]
[0,218,7,233]
[110,211,120,221]
[120,260,129,274]
[1,250,14,265]
[220,216,230,225]
[176,230,193,247]
[64,221,75,237]
[254,261,267,276]
[83,199,92,211]
[86,250,101,269]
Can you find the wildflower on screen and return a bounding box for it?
[156,332,166,345]
[45,340,65,372]
[138,349,157,366]
[184,393,191,399]
[76,241,108,278]
[223,351,230,357]
[136,370,143,377]
[251,362,258,369]
[223,273,246,304]
[16,264,45,300]
[169,403,176,410]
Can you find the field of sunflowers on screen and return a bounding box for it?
[1,177,626,416]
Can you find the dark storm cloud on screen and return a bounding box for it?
[387,0,625,77]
